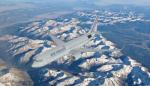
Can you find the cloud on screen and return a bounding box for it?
[94,0,150,6]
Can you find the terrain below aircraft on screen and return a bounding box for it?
[32,17,115,68]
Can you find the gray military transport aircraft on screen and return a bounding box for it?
[32,17,117,68]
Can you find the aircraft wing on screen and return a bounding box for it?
[70,47,110,55]
[72,46,123,53]
[77,48,110,53]
[49,34,65,46]
[69,47,110,60]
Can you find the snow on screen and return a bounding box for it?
[0,60,33,86]
[0,83,5,86]
[97,65,113,72]
[0,10,150,86]
[103,77,123,86]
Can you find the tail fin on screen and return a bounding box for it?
[88,16,99,34]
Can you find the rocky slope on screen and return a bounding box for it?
[0,59,33,86]
[0,10,150,86]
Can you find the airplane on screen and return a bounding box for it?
[31,17,118,68]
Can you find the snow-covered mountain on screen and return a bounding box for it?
[0,10,150,86]
[0,59,33,86]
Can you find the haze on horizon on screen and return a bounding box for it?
[0,0,149,32]
[1,0,150,6]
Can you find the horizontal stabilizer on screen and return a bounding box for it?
[49,34,65,46]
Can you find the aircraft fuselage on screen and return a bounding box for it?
[32,34,92,68]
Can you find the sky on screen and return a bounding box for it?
[93,0,150,6]
[1,0,150,6]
